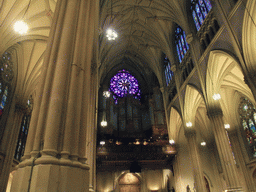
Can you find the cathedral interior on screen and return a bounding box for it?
[0,0,256,191]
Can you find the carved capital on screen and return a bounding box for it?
[186,34,193,44]
[160,87,165,93]
[170,64,177,72]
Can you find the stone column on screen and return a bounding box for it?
[173,150,183,192]
[10,0,99,191]
[207,109,242,191]
[184,129,207,192]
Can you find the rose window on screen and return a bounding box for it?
[109,70,141,103]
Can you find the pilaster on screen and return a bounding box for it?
[207,108,242,191]
[184,129,207,192]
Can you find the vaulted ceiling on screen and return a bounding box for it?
[0,0,190,93]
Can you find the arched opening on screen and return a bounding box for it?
[118,173,141,192]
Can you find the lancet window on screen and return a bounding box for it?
[163,54,174,86]
[0,52,14,118]
[175,26,189,63]
[14,97,33,161]
[239,97,256,157]
[191,0,212,31]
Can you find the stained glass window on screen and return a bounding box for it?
[14,115,31,161]
[0,51,14,118]
[109,69,141,104]
[163,55,174,86]
[239,97,256,157]
[14,97,33,161]
[175,26,189,63]
[191,0,212,31]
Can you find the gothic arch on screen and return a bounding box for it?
[115,172,142,192]
[206,50,253,107]
[169,106,182,142]
[242,0,256,73]
[184,84,204,125]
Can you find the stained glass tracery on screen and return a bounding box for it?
[14,97,33,161]
[191,0,212,31]
[175,26,189,63]
[239,97,256,157]
[164,55,174,86]
[109,69,141,104]
[0,51,13,118]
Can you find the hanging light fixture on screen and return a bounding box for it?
[106,0,118,41]
[106,28,118,40]
[213,93,221,100]
[100,120,107,127]
[14,0,31,35]
[201,141,206,146]
[101,111,107,127]
[169,139,175,145]
[14,20,28,34]
[186,121,192,127]
[103,90,111,98]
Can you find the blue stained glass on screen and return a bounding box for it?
[180,35,186,53]
[164,61,173,86]
[191,0,212,30]
[204,0,212,11]
[176,44,182,63]
[178,40,184,58]
[183,31,189,50]
[193,11,200,31]
[199,0,208,18]
[196,4,204,25]
[249,119,256,134]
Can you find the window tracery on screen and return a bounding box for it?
[191,0,212,31]
[163,54,174,86]
[239,97,256,157]
[0,52,14,118]
[109,69,141,104]
[175,26,189,63]
[14,96,33,161]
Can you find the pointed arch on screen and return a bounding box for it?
[184,84,204,125]
[169,106,182,141]
[206,50,254,107]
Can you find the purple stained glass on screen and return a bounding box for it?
[109,69,141,104]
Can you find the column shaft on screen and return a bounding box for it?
[208,112,241,190]
[185,130,207,192]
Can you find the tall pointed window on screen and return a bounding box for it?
[163,54,174,86]
[14,97,33,161]
[239,97,256,158]
[191,0,212,31]
[0,52,14,118]
[175,26,189,63]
